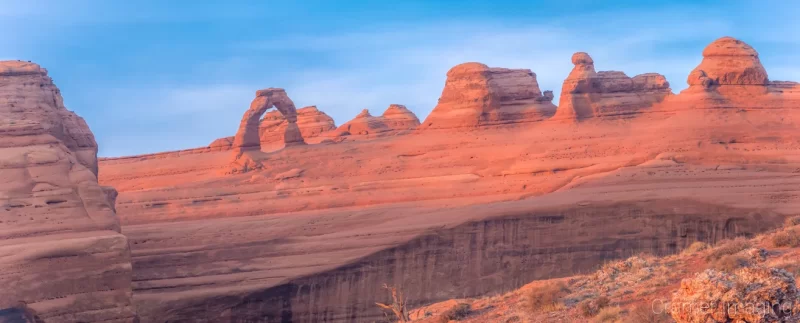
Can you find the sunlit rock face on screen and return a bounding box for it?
[553,52,672,120]
[420,62,557,129]
[0,60,138,322]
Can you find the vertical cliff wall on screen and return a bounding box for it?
[0,61,137,322]
[151,200,783,323]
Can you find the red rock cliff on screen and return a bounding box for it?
[0,61,137,322]
[420,62,556,129]
[554,52,672,120]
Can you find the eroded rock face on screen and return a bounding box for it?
[381,104,420,130]
[666,37,800,111]
[208,136,234,152]
[687,36,769,89]
[259,106,336,145]
[0,61,137,322]
[554,53,672,120]
[420,62,556,129]
[232,88,305,152]
[0,61,99,174]
[671,267,800,322]
[334,109,390,136]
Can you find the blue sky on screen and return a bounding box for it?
[1,0,798,156]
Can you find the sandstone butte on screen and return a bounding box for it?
[3,36,800,322]
[0,61,138,322]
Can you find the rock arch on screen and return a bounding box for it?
[232,88,305,152]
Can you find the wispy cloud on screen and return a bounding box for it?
[3,1,799,156]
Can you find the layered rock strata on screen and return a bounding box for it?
[259,106,336,145]
[232,88,305,153]
[0,61,137,322]
[334,109,390,136]
[554,52,672,120]
[420,63,557,129]
[381,104,420,130]
[0,61,99,173]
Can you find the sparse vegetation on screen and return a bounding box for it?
[711,253,753,272]
[705,237,751,261]
[622,303,672,323]
[592,306,621,323]
[578,295,611,317]
[523,282,570,313]
[786,216,800,227]
[375,284,409,322]
[682,241,709,255]
[771,228,800,248]
[437,303,470,322]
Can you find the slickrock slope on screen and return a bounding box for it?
[553,52,672,120]
[420,63,556,129]
[97,37,800,322]
[0,61,137,322]
[260,106,336,145]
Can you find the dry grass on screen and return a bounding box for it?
[771,228,800,248]
[711,253,753,272]
[523,282,570,313]
[592,307,621,323]
[622,303,673,323]
[786,216,800,227]
[578,296,611,318]
[705,237,751,261]
[682,241,709,255]
[437,303,471,322]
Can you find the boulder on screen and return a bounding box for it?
[554,53,672,120]
[420,62,556,129]
[0,61,138,322]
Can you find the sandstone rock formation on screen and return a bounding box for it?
[334,109,390,136]
[662,36,800,112]
[208,136,234,152]
[0,61,137,322]
[381,104,420,130]
[95,36,800,322]
[554,52,672,120]
[688,36,768,89]
[671,267,800,322]
[259,106,336,145]
[0,61,99,174]
[420,62,556,129]
[232,88,305,153]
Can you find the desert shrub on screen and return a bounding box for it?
[578,296,611,317]
[772,228,800,248]
[437,303,470,322]
[786,216,800,227]
[523,282,570,313]
[682,241,709,255]
[622,303,673,323]
[593,307,621,323]
[705,237,751,261]
[711,253,754,272]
